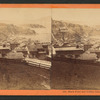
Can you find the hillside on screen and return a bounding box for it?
[23,24,45,28]
[0,23,46,42]
[52,19,100,45]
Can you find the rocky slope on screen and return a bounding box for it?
[52,19,100,45]
[0,23,46,42]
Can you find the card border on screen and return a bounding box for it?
[0,4,100,96]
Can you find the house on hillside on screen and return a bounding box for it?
[84,44,93,51]
[16,46,28,57]
[36,43,48,59]
[10,42,20,50]
[27,45,37,58]
[42,43,49,54]
[55,46,84,58]
[0,46,11,58]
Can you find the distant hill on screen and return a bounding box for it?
[52,19,100,45]
[0,23,46,41]
[23,24,45,28]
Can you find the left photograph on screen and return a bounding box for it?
[0,8,51,90]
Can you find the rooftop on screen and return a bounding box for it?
[0,46,10,50]
[55,47,84,51]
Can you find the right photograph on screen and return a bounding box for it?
[51,8,100,89]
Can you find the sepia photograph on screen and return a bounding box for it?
[0,8,51,90]
[1,7,100,91]
[51,8,100,90]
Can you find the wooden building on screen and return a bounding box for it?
[16,47,28,57]
[10,42,20,50]
[55,46,84,58]
[0,46,11,57]
[84,44,93,51]
[27,45,37,58]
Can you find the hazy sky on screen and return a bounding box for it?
[1,8,100,26]
[52,8,100,26]
[0,8,51,24]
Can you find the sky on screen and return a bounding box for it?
[1,8,100,26]
[0,8,51,24]
[52,8,100,26]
